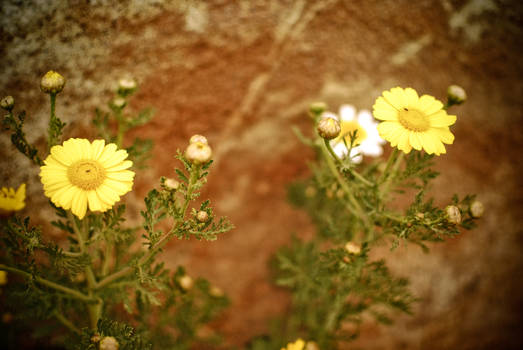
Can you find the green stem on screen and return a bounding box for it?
[347,168,374,187]
[321,141,371,232]
[67,212,101,329]
[95,165,200,290]
[115,107,125,148]
[53,310,81,335]
[381,151,404,195]
[47,93,57,151]
[0,264,93,302]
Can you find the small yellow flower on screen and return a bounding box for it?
[0,270,7,286]
[39,138,135,219]
[373,87,456,155]
[281,339,306,350]
[0,184,26,213]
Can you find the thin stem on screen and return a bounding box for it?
[67,212,101,329]
[0,264,93,302]
[115,107,125,148]
[347,168,375,187]
[381,151,405,195]
[53,310,81,335]
[95,165,200,290]
[321,142,372,232]
[101,242,112,277]
[324,139,340,162]
[47,93,57,151]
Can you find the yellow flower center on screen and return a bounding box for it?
[68,160,106,190]
[398,108,430,132]
[336,121,367,145]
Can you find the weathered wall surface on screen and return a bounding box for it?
[1,0,522,349]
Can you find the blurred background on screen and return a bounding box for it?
[1,0,522,349]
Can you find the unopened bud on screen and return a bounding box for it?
[305,341,320,350]
[179,275,194,290]
[304,186,316,198]
[185,141,212,164]
[345,242,361,255]
[209,286,224,297]
[470,200,484,218]
[416,212,425,219]
[309,102,327,116]
[99,336,119,350]
[110,97,127,109]
[0,96,14,111]
[196,210,209,223]
[189,134,208,145]
[445,205,461,224]
[317,116,341,140]
[165,178,180,190]
[0,270,7,285]
[117,78,137,96]
[447,85,467,105]
[40,71,65,94]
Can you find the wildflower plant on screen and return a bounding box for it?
[1,72,232,349]
[250,86,482,349]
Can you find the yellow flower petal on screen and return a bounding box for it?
[40,138,135,218]
[430,111,456,127]
[429,128,455,144]
[404,87,419,107]
[409,131,422,150]
[106,170,135,182]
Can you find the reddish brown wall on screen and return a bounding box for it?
[1,1,522,349]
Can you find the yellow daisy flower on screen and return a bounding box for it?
[0,183,26,213]
[373,87,456,155]
[281,339,306,350]
[39,138,135,219]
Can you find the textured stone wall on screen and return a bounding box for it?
[1,0,522,349]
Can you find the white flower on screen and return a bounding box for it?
[330,104,385,163]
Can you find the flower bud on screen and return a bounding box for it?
[185,141,212,164]
[309,102,327,116]
[189,134,208,145]
[99,336,119,350]
[40,71,65,94]
[210,286,224,297]
[196,210,209,222]
[165,178,180,190]
[0,270,7,285]
[117,78,137,96]
[179,275,194,290]
[317,116,341,140]
[305,341,320,350]
[0,96,14,111]
[416,212,425,219]
[110,97,127,109]
[344,242,361,255]
[445,205,461,224]
[304,186,316,198]
[447,85,466,105]
[470,200,484,218]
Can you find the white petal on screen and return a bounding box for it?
[339,105,356,121]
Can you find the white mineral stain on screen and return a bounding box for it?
[184,2,208,33]
[449,0,498,43]
[390,35,432,66]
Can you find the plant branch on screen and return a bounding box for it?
[0,264,93,302]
